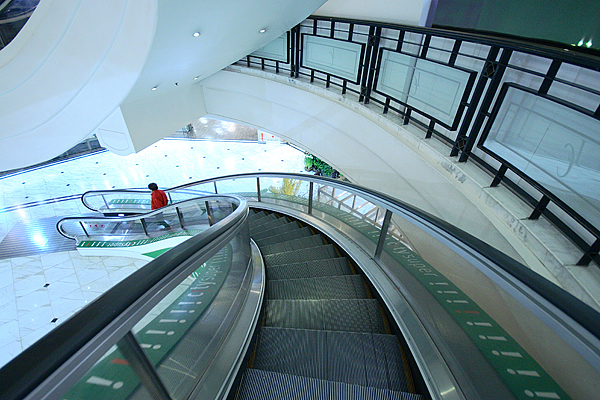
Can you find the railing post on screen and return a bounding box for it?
[364,26,382,105]
[491,165,508,187]
[213,181,218,194]
[79,221,90,238]
[450,46,500,157]
[374,210,393,260]
[257,177,262,202]
[117,331,172,400]
[577,239,600,266]
[458,48,513,162]
[176,207,184,228]
[529,195,550,220]
[205,201,215,226]
[102,195,109,210]
[308,182,314,214]
[140,218,149,236]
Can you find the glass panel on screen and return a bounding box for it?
[377,211,598,400]
[311,183,381,254]
[484,85,600,228]
[214,177,258,199]
[259,177,310,212]
[131,239,242,399]
[59,345,142,400]
[302,35,363,82]
[170,182,216,202]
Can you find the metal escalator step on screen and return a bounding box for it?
[238,369,328,400]
[253,226,313,247]
[375,334,410,392]
[249,217,288,235]
[267,275,368,300]
[264,299,385,334]
[252,327,412,393]
[266,257,352,280]
[263,244,338,267]
[253,327,328,380]
[261,235,326,255]
[322,299,386,334]
[238,369,422,400]
[264,300,324,330]
[248,214,278,228]
[248,210,275,222]
[251,221,303,242]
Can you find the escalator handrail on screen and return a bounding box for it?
[0,195,249,400]
[57,194,234,239]
[128,172,600,340]
[80,187,210,212]
[80,172,600,341]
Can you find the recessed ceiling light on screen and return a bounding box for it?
[194,76,199,80]
[151,86,157,91]
[193,32,200,37]
[259,29,266,33]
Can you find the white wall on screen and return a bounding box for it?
[199,68,523,262]
[314,0,428,26]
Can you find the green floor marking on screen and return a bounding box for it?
[77,229,203,249]
[62,245,232,400]
[142,248,173,258]
[109,199,151,205]
[251,193,570,400]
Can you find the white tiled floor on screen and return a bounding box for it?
[0,138,307,368]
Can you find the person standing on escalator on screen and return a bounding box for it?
[148,183,169,209]
[148,183,170,229]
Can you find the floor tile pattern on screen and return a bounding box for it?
[0,137,307,369]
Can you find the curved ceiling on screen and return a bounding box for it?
[0,0,327,171]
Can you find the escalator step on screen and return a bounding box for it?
[249,217,288,235]
[238,369,422,400]
[267,275,368,300]
[263,244,338,267]
[264,299,386,333]
[266,257,352,280]
[253,226,313,248]
[252,327,411,392]
[260,235,326,255]
[251,221,303,242]
[248,210,276,223]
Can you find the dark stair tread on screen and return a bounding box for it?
[266,257,353,280]
[267,274,369,300]
[249,217,289,234]
[261,234,326,255]
[252,327,410,392]
[264,299,386,334]
[238,369,422,400]
[251,221,303,242]
[263,244,339,267]
[253,226,314,247]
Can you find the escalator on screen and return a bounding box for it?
[238,209,422,399]
[1,173,599,400]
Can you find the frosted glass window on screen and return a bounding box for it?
[302,35,364,83]
[251,34,289,62]
[376,49,475,128]
[483,85,600,227]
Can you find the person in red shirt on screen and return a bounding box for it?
[148,183,169,209]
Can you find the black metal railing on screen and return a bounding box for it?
[238,16,600,267]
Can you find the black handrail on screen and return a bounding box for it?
[0,195,248,400]
[58,194,229,239]
[241,15,600,267]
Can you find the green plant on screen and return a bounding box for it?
[269,178,302,196]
